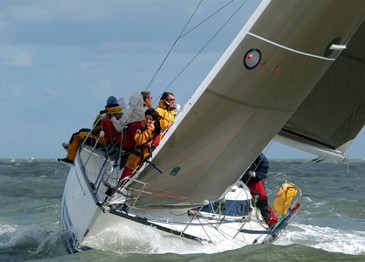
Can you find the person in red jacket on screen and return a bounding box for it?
[100,96,124,147]
[118,108,161,184]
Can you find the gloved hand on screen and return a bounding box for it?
[171,104,181,116]
[175,104,181,112]
[248,171,256,178]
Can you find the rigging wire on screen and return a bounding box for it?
[164,0,249,91]
[145,0,249,100]
[264,139,325,180]
[261,140,325,196]
[268,156,325,179]
[144,0,204,92]
[179,0,234,39]
[263,156,324,197]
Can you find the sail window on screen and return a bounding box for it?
[243,48,261,69]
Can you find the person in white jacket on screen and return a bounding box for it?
[111,91,147,132]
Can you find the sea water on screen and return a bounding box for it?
[0,159,364,262]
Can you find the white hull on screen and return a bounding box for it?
[60,146,293,251]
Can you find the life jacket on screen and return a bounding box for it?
[121,121,143,151]
[273,181,299,216]
[121,120,160,152]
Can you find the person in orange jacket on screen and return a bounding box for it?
[118,108,161,183]
[58,96,122,164]
[155,92,176,134]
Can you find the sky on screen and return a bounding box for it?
[0,0,364,160]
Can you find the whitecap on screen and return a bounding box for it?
[275,223,365,255]
[0,224,68,256]
[82,224,246,255]
[0,224,17,236]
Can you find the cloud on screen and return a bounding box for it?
[0,46,32,67]
[0,0,145,23]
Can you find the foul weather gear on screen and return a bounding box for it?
[241,153,278,227]
[156,99,175,132]
[119,119,160,182]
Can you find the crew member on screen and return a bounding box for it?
[241,153,278,227]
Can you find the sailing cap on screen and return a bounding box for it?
[106,96,118,106]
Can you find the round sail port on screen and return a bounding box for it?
[243,48,261,70]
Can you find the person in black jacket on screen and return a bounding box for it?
[241,153,278,227]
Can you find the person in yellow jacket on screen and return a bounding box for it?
[58,96,122,164]
[155,92,176,134]
[118,108,161,183]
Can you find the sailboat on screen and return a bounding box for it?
[60,0,365,252]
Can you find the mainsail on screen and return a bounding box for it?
[127,0,365,208]
[277,20,365,160]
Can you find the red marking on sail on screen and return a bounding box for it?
[275,65,279,80]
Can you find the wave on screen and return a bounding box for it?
[1,222,364,261]
[0,224,69,260]
[276,223,365,255]
[82,224,246,254]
